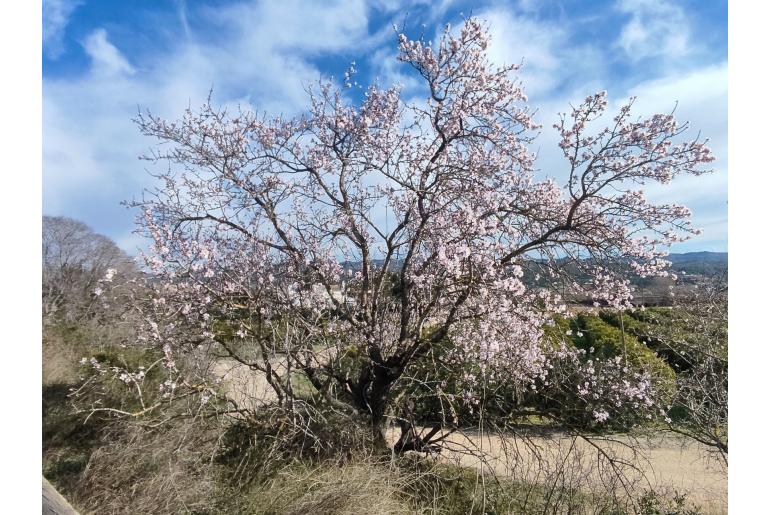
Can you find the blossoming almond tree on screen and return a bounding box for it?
[100,19,713,451]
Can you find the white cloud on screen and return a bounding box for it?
[476,8,606,101]
[626,62,727,160]
[615,0,690,60]
[42,1,726,252]
[83,29,136,76]
[368,45,423,93]
[43,0,380,252]
[624,62,728,242]
[207,0,369,53]
[43,0,82,59]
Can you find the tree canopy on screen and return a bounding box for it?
[88,19,714,452]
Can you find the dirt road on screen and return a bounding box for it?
[416,428,727,513]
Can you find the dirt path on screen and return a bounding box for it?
[412,428,727,514]
[211,359,277,409]
[212,359,727,514]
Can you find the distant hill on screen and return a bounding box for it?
[666,252,728,264]
[340,252,727,285]
[665,252,727,280]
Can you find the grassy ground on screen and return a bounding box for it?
[43,321,722,514]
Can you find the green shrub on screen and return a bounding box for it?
[521,314,678,431]
[403,314,678,432]
[573,313,675,389]
[598,309,686,370]
[599,308,727,373]
[637,489,703,515]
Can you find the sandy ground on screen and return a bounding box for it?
[211,359,279,409]
[212,358,727,514]
[406,428,727,514]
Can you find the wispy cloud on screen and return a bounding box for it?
[478,7,606,100]
[624,62,728,238]
[43,0,378,252]
[42,0,726,253]
[615,0,690,60]
[532,61,727,252]
[82,29,136,76]
[42,0,82,59]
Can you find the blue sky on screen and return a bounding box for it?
[42,0,727,254]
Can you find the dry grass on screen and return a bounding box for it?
[43,320,138,386]
[44,342,725,513]
[43,332,81,386]
[243,461,413,515]
[61,419,227,515]
[45,404,719,514]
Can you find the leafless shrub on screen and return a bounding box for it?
[639,274,728,464]
[43,215,136,323]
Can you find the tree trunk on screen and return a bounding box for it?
[368,373,392,449]
[347,359,413,452]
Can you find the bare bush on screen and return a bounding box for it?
[43,215,136,322]
[665,276,728,463]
